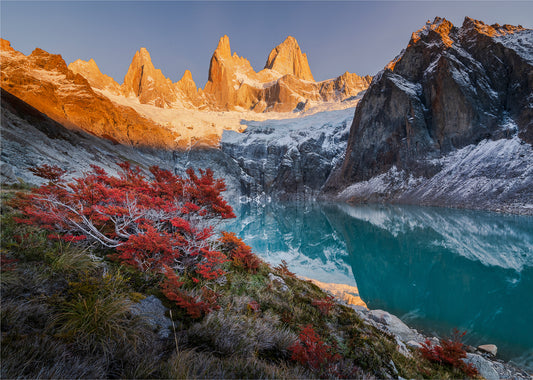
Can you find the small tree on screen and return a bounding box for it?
[16,162,234,275]
[15,163,235,316]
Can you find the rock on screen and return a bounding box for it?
[268,273,289,292]
[464,353,499,380]
[324,17,533,214]
[478,344,498,356]
[407,340,423,349]
[130,295,172,339]
[367,309,420,342]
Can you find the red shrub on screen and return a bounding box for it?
[419,329,479,377]
[289,324,341,372]
[219,232,261,273]
[312,295,335,316]
[161,265,220,319]
[15,163,236,318]
[15,163,234,276]
[1,253,18,271]
[247,300,261,314]
[274,259,296,278]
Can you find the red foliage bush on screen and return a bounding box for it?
[161,264,220,319]
[219,232,261,273]
[419,329,479,377]
[274,259,296,278]
[289,324,341,372]
[312,295,335,316]
[15,163,234,276]
[16,163,236,318]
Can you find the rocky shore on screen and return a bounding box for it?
[322,284,532,380]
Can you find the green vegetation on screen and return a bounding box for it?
[1,178,478,379]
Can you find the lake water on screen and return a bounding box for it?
[225,202,533,370]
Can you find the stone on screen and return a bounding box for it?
[130,295,172,339]
[478,344,498,356]
[268,273,289,292]
[407,340,423,349]
[463,353,499,380]
[367,309,420,342]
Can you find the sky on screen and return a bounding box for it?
[2,1,532,87]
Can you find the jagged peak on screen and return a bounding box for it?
[214,35,231,59]
[1,38,14,52]
[264,35,314,81]
[132,47,153,64]
[180,69,193,81]
[462,16,527,37]
[410,16,454,47]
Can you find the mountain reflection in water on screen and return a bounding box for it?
[225,202,533,369]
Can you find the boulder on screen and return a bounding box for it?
[130,295,172,339]
[478,344,498,356]
[464,353,499,380]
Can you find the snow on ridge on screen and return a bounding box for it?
[222,106,355,148]
[494,29,533,65]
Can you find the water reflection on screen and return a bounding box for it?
[225,202,533,368]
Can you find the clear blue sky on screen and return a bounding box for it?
[2,1,532,87]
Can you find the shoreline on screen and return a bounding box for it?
[307,277,532,379]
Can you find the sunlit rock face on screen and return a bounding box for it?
[203,35,371,112]
[0,39,179,150]
[68,35,370,114]
[325,17,533,214]
[0,89,173,185]
[69,58,122,95]
[264,36,315,81]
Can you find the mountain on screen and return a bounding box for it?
[324,17,533,214]
[1,39,179,150]
[202,35,371,112]
[264,36,314,81]
[68,35,371,113]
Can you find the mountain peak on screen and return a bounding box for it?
[68,58,121,94]
[410,17,454,47]
[214,35,231,59]
[462,16,527,37]
[1,38,14,52]
[122,46,177,107]
[264,36,314,81]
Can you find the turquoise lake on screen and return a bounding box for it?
[225,202,533,371]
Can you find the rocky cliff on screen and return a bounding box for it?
[220,107,355,199]
[1,39,180,150]
[324,17,533,213]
